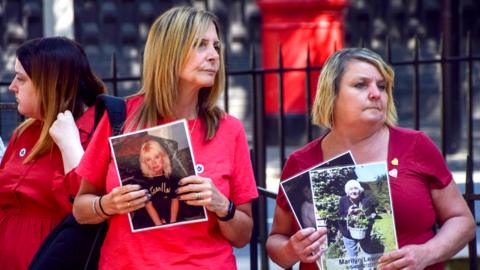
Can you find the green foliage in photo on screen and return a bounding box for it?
[372,213,397,252]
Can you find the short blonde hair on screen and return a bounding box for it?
[130,6,225,140]
[312,48,397,128]
[139,140,172,178]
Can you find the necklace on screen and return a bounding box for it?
[189,117,198,134]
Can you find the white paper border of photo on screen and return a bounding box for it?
[309,161,399,270]
[109,119,208,233]
[279,151,356,230]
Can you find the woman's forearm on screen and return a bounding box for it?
[266,234,299,268]
[73,193,107,224]
[59,142,84,174]
[421,215,475,266]
[217,203,253,248]
[423,181,476,266]
[73,179,107,224]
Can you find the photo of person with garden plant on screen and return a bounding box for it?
[309,162,397,270]
[337,179,377,258]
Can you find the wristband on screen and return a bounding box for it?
[216,200,235,222]
[92,196,101,217]
[99,195,112,217]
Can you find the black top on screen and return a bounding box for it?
[134,175,178,200]
[128,174,178,229]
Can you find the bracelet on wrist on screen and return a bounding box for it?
[92,196,101,217]
[216,200,235,222]
[98,195,112,217]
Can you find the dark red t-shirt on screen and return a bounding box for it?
[277,126,451,270]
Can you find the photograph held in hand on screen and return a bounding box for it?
[109,120,207,232]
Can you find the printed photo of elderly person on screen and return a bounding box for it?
[337,179,377,258]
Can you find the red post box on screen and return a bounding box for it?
[257,0,348,117]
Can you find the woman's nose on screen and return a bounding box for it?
[8,80,16,92]
[368,84,381,100]
[207,46,219,62]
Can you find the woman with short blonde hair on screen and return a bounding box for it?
[267,48,474,270]
[312,48,397,129]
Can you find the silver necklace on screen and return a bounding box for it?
[189,117,198,134]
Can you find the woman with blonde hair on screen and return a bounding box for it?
[138,140,172,177]
[73,6,258,269]
[133,139,179,227]
[267,48,475,270]
[0,37,106,269]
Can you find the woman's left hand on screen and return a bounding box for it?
[49,110,81,151]
[176,175,228,216]
[49,110,84,173]
[377,244,429,270]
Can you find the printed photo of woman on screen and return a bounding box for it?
[130,140,179,229]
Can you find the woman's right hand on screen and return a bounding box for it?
[100,184,151,216]
[286,227,327,264]
[267,203,327,268]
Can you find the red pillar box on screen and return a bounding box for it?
[257,0,347,143]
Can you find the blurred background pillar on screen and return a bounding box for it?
[257,0,348,145]
[441,0,461,154]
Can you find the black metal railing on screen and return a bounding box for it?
[0,36,479,269]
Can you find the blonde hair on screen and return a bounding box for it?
[15,37,106,163]
[128,6,225,140]
[139,140,172,177]
[312,48,397,128]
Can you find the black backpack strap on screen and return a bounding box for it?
[94,94,126,136]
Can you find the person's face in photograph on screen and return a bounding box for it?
[9,58,41,119]
[333,60,388,127]
[302,185,312,201]
[179,22,220,92]
[347,185,361,200]
[142,149,165,176]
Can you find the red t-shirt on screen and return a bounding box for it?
[0,106,95,270]
[277,126,451,270]
[76,95,258,270]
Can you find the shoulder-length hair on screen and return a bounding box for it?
[139,140,172,178]
[16,37,106,163]
[312,48,397,129]
[128,6,225,140]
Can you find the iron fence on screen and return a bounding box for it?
[0,36,479,269]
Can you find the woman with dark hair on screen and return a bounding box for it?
[0,37,106,269]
